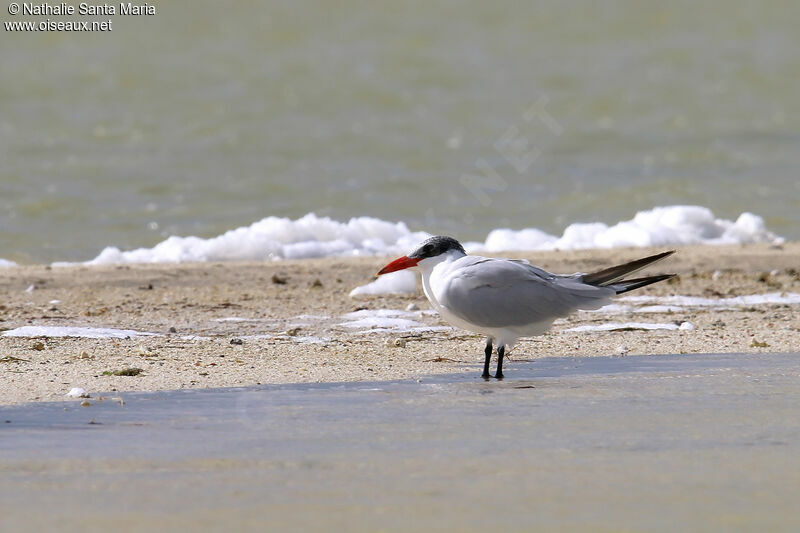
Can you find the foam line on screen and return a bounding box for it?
[50,206,781,267]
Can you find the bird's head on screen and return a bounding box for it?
[377,236,466,275]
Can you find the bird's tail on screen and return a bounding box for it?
[582,251,676,294]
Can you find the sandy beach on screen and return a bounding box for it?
[1,243,798,405]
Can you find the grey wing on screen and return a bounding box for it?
[439,258,615,328]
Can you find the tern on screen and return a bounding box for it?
[378,236,675,379]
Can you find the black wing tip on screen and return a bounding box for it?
[582,250,677,287]
[648,250,677,260]
[611,273,676,294]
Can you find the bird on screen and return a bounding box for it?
[377,235,675,379]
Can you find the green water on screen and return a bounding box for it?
[2,1,799,262]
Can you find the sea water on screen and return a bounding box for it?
[2,1,799,264]
[2,353,800,531]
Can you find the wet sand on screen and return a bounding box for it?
[1,243,799,405]
[2,352,799,532]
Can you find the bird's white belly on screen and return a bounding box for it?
[436,301,548,348]
[422,264,544,348]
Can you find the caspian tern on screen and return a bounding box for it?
[378,236,675,379]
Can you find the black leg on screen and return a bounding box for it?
[482,338,492,379]
[495,345,505,380]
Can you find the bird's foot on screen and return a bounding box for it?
[481,372,491,380]
[494,372,504,380]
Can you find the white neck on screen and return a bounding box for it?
[416,249,465,310]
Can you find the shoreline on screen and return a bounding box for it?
[1,242,799,405]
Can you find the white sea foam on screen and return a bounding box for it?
[293,314,330,321]
[341,317,423,330]
[342,309,421,320]
[212,317,270,323]
[0,258,16,268]
[349,270,417,297]
[57,206,782,267]
[352,324,452,334]
[594,304,684,314]
[567,321,694,332]
[339,308,452,334]
[482,206,783,251]
[64,213,429,265]
[618,292,800,308]
[590,292,800,316]
[1,326,157,339]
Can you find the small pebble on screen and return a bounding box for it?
[712,270,723,281]
[271,273,287,285]
[168,326,177,334]
[405,303,419,311]
[310,279,323,288]
[230,338,244,345]
[679,322,695,331]
[32,341,45,351]
[80,401,91,407]
[615,345,629,356]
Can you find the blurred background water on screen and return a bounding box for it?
[2,0,799,263]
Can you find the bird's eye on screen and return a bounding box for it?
[422,244,433,255]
